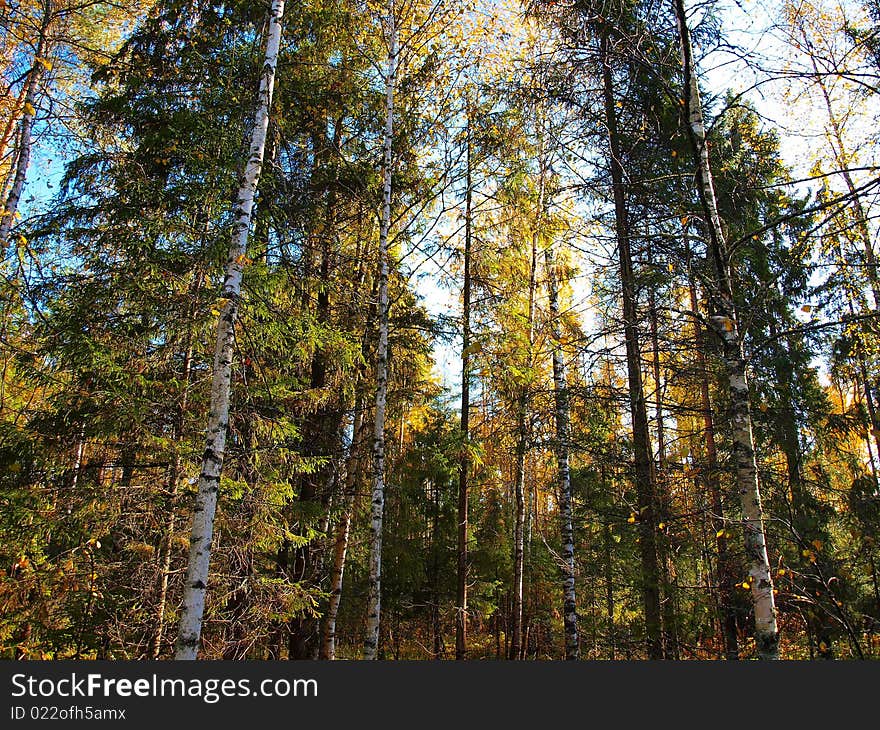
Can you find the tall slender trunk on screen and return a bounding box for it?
[509,207,538,661]
[0,1,52,249]
[674,0,778,659]
[685,250,740,660]
[174,0,285,659]
[320,403,365,660]
[536,117,579,659]
[363,6,397,660]
[544,237,579,660]
[321,257,377,659]
[647,243,679,660]
[456,110,472,661]
[599,28,663,659]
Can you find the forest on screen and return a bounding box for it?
[1,0,880,661]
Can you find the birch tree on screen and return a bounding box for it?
[0,0,51,249]
[363,0,397,661]
[543,213,580,660]
[174,0,285,660]
[672,0,779,659]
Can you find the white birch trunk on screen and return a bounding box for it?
[533,113,579,658]
[0,7,50,249]
[174,0,285,660]
[363,6,397,660]
[673,0,779,659]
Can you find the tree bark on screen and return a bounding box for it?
[174,0,285,660]
[674,0,779,659]
[536,116,579,658]
[544,237,580,660]
[320,403,365,660]
[0,1,52,249]
[363,4,397,660]
[647,243,679,660]
[685,249,740,660]
[599,27,663,659]
[456,107,472,661]
[509,197,538,661]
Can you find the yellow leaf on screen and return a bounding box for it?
[627,514,636,524]
[23,102,35,116]
[658,522,665,530]
[811,539,823,551]
[716,529,725,538]
[36,57,53,71]
[741,581,750,590]
[777,568,786,576]
[801,305,812,313]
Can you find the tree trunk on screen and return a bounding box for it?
[363,4,397,660]
[320,403,365,660]
[544,239,580,660]
[537,124,579,658]
[599,27,663,659]
[0,1,52,249]
[647,243,679,660]
[456,108,472,661]
[174,0,285,660]
[509,200,538,661]
[674,0,779,659]
[685,251,740,660]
